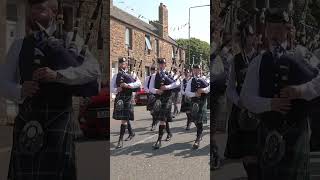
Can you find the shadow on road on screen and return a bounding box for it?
[110,130,210,158]
[111,140,209,158]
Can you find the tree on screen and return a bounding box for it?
[176,38,210,71]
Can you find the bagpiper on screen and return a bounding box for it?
[170,67,181,118]
[111,57,141,148]
[224,20,259,180]
[180,68,192,130]
[185,64,210,149]
[144,65,158,131]
[3,0,101,179]
[240,4,318,179]
[149,58,180,149]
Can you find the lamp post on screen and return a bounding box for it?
[188,4,210,66]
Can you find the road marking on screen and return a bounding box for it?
[0,146,11,153]
[112,134,158,155]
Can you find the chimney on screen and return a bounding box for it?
[159,3,168,38]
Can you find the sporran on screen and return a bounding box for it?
[153,99,162,112]
[115,99,124,111]
[261,131,286,167]
[19,121,45,154]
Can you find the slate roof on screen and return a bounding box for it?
[110,6,178,46]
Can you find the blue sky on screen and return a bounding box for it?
[113,0,210,44]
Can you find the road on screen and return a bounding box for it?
[110,105,210,180]
[0,126,109,180]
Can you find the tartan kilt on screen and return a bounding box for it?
[112,93,134,121]
[180,95,192,112]
[146,93,156,111]
[9,110,76,180]
[171,91,180,103]
[153,95,173,122]
[224,105,258,159]
[258,120,310,180]
[190,97,208,124]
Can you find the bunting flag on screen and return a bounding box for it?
[114,0,189,33]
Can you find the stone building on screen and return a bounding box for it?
[0,0,109,124]
[110,2,186,81]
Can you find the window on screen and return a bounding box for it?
[155,39,160,57]
[145,66,150,77]
[172,46,175,59]
[125,27,132,49]
[145,35,152,54]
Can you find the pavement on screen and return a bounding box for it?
[110,105,210,180]
[0,126,109,180]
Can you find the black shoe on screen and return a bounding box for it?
[125,133,135,141]
[153,140,162,149]
[150,125,156,131]
[192,137,201,149]
[116,138,123,149]
[165,133,172,141]
[186,125,191,131]
[210,155,222,170]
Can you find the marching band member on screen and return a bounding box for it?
[171,68,181,118]
[224,21,259,180]
[149,58,180,149]
[144,65,158,131]
[111,57,141,148]
[240,7,317,179]
[185,64,210,149]
[180,69,192,130]
[0,0,101,179]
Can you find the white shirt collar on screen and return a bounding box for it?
[33,21,56,37]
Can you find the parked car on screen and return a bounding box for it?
[134,87,148,106]
[78,86,109,139]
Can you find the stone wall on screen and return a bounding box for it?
[110,18,185,82]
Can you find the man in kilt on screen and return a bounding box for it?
[149,58,180,149]
[111,57,141,148]
[1,0,101,179]
[180,68,193,130]
[185,64,210,149]
[144,65,158,131]
[224,21,259,180]
[240,4,316,179]
[170,68,181,118]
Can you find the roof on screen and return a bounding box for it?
[110,6,178,46]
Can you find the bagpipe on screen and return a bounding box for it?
[260,51,318,167]
[33,0,104,97]
[190,77,209,117]
[192,77,209,97]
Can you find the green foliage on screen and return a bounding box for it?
[176,38,210,70]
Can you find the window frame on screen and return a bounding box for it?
[145,34,152,54]
[125,27,133,49]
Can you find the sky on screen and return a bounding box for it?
[113,0,210,44]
